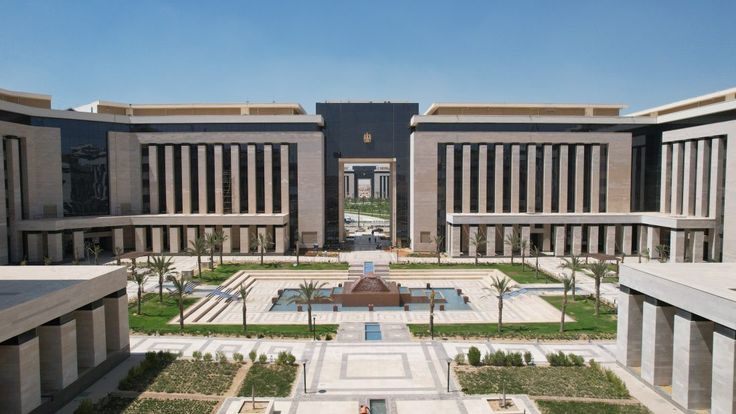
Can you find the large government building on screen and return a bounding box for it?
[0,86,735,263]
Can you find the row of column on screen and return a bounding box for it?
[127,225,288,255]
[641,226,711,263]
[446,143,606,214]
[660,137,724,217]
[343,172,390,199]
[618,289,735,412]
[0,291,128,414]
[148,144,289,215]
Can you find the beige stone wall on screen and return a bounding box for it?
[108,132,143,215]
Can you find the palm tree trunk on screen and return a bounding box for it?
[243,305,247,334]
[260,247,264,265]
[296,249,300,265]
[430,314,434,339]
[179,298,184,331]
[475,253,478,266]
[209,251,214,269]
[560,295,566,332]
[197,256,202,277]
[219,249,223,265]
[307,305,313,331]
[595,278,601,316]
[497,299,503,333]
[159,276,163,303]
[137,286,142,315]
[571,272,576,302]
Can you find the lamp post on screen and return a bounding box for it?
[313,316,317,340]
[446,358,452,392]
[302,360,308,394]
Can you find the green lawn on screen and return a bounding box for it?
[344,198,391,219]
[198,262,349,284]
[457,366,630,399]
[80,396,218,414]
[535,401,650,414]
[239,363,298,397]
[129,294,337,338]
[408,295,616,340]
[390,262,557,284]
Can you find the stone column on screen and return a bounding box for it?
[74,300,107,369]
[571,226,582,256]
[660,143,672,213]
[274,226,286,254]
[168,226,180,254]
[462,145,471,213]
[47,232,63,263]
[575,145,585,212]
[214,144,224,214]
[520,226,531,255]
[621,225,633,255]
[221,227,232,254]
[670,229,686,263]
[38,316,77,392]
[543,144,552,213]
[503,226,514,256]
[181,145,191,214]
[478,145,487,213]
[73,230,85,260]
[554,225,566,256]
[281,145,290,214]
[26,233,43,263]
[588,225,599,254]
[186,226,197,249]
[264,144,273,214]
[468,225,478,257]
[510,144,520,212]
[450,225,461,257]
[709,138,725,260]
[711,324,736,414]
[494,144,504,213]
[542,224,551,251]
[527,144,536,213]
[605,225,616,256]
[239,226,251,253]
[103,289,129,352]
[638,225,648,256]
[692,230,705,262]
[646,226,660,260]
[165,145,175,214]
[112,227,125,254]
[641,297,675,386]
[198,145,208,214]
[151,227,163,253]
[616,286,644,367]
[445,145,455,214]
[5,139,23,263]
[672,310,714,410]
[559,145,568,213]
[591,145,601,213]
[485,225,495,256]
[671,142,684,215]
[148,145,159,213]
[695,139,711,217]
[682,140,697,216]
[245,145,256,214]
[231,145,241,213]
[0,331,41,414]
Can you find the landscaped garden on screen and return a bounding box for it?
[129,293,338,338]
[198,262,349,284]
[535,400,651,414]
[390,262,558,284]
[408,295,616,340]
[239,359,298,397]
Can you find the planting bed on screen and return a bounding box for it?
[239,363,298,398]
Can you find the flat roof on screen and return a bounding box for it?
[620,263,736,330]
[424,102,626,116]
[627,86,736,117]
[0,266,127,342]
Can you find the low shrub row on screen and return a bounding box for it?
[546,351,585,367]
[459,347,533,367]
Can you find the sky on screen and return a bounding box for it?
[1,1,734,114]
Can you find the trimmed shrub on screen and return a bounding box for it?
[258,353,268,364]
[546,351,585,367]
[192,351,202,361]
[249,350,257,362]
[482,353,492,366]
[467,346,482,366]
[74,399,94,414]
[233,352,244,363]
[203,352,213,362]
[523,351,533,365]
[454,352,466,365]
[508,352,524,367]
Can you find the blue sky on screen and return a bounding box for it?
[1,1,734,113]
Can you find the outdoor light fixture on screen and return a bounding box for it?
[302,360,308,394]
[447,358,452,392]
[313,316,317,340]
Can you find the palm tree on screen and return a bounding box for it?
[129,260,149,316]
[429,289,436,340]
[470,231,486,266]
[287,280,328,332]
[433,235,444,265]
[531,244,541,279]
[560,275,573,332]
[187,237,207,277]
[211,230,228,265]
[168,275,189,331]
[655,244,669,263]
[504,230,520,265]
[488,275,514,333]
[147,255,176,303]
[519,238,529,270]
[587,261,611,316]
[294,233,301,266]
[205,232,218,269]
[558,255,584,301]
[238,283,253,334]
[255,232,271,265]
[87,243,103,265]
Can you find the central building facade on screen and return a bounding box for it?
[0,87,735,263]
